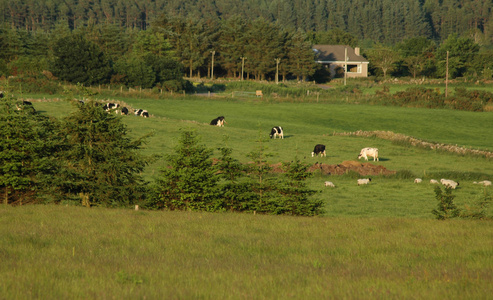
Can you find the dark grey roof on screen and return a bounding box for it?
[313,45,368,63]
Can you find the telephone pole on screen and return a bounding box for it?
[210,50,215,80]
[240,57,246,80]
[275,58,281,84]
[445,51,449,97]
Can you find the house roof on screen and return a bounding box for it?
[313,45,368,63]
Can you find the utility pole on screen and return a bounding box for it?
[445,51,449,97]
[240,57,246,80]
[210,50,215,80]
[344,47,348,86]
[275,58,281,84]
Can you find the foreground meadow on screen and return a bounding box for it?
[0,205,492,299]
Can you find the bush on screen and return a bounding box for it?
[431,186,461,220]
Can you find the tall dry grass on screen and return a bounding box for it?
[1,205,491,299]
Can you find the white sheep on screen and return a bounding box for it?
[430,179,439,184]
[357,178,371,185]
[473,180,492,186]
[324,181,335,187]
[414,178,422,183]
[440,179,459,189]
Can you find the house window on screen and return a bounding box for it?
[347,64,360,73]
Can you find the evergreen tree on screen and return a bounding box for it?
[285,30,317,81]
[113,55,156,88]
[153,130,221,211]
[59,100,149,207]
[432,186,461,220]
[278,159,322,216]
[215,146,255,212]
[0,93,60,205]
[244,137,279,213]
[51,33,113,85]
[217,15,248,78]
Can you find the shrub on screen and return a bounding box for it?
[431,186,461,220]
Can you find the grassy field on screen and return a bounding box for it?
[30,94,493,218]
[2,92,493,299]
[0,205,492,299]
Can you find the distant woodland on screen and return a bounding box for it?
[1,0,492,88]
[1,0,492,45]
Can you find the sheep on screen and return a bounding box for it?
[324,181,335,187]
[440,179,459,189]
[414,178,423,183]
[357,178,371,185]
[430,179,439,184]
[473,180,491,186]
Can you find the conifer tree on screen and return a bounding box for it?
[59,100,149,207]
[278,159,322,216]
[0,94,60,205]
[153,130,220,211]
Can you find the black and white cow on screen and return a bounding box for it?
[16,100,36,112]
[270,126,284,139]
[311,144,326,157]
[121,107,129,115]
[135,109,149,118]
[103,103,120,112]
[210,116,226,127]
[0,91,4,98]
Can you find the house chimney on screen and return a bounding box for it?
[355,47,360,56]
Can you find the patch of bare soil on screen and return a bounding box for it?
[269,160,395,176]
[307,160,396,176]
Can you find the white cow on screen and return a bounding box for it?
[430,179,439,184]
[357,178,371,185]
[358,147,379,161]
[414,178,423,183]
[440,179,459,189]
[324,181,335,187]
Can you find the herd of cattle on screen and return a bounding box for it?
[5,97,490,190]
[211,116,491,190]
[215,118,490,190]
[101,102,149,118]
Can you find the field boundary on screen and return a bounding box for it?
[332,130,493,158]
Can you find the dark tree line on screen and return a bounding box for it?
[1,16,491,89]
[1,0,492,45]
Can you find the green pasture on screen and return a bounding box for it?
[31,95,493,218]
[0,205,491,299]
[4,95,493,299]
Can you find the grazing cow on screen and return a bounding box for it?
[16,100,35,112]
[430,179,439,184]
[357,178,372,185]
[210,116,226,127]
[358,147,379,161]
[311,144,326,157]
[324,181,335,187]
[440,179,459,189]
[103,103,120,112]
[473,180,492,186]
[0,91,4,98]
[135,109,149,118]
[414,178,423,183]
[121,107,129,115]
[270,126,284,139]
